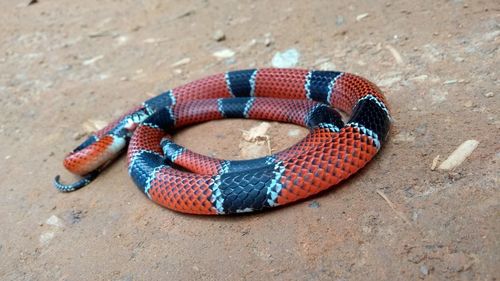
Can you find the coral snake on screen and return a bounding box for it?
[54,68,391,215]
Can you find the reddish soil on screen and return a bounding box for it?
[1,0,498,280]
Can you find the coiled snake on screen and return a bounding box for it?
[54,68,390,215]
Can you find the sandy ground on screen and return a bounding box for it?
[1,0,499,280]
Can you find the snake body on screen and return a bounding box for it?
[54,68,390,215]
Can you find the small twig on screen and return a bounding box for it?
[385,45,404,65]
[376,190,411,224]
[174,10,195,19]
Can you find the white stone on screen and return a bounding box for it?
[46,215,64,228]
[39,232,55,245]
[212,48,235,59]
[271,48,300,68]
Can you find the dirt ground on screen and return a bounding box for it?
[1,0,499,280]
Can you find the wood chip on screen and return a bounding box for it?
[143,38,168,44]
[430,155,440,171]
[82,119,107,133]
[409,75,428,82]
[170,57,191,67]
[239,122,271,158]
[82,55,104,66]
[385,45,404,65]
[356,13,370,21]
[241,122,270,142]
[438,140,479,170]
[212,48,235,59]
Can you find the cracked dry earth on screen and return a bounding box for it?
[0,0,499,280]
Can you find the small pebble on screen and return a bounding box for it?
[263,33,273,47]
[115,35,129,45]
[264,37,273,47]
[336,15,345,26]
[420,264,429,276]
[483,92,494,98]
[39,232,55,245]
[247,38,257,47]
[443,79,458,85]
[463,100,474,108]
[308,201,320,208]
[319,62,336,70]
[99,73,110,80]
[271,48,300,68]
[212,30,226,42]
[46,215,64,228]
[224,57,236,65]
